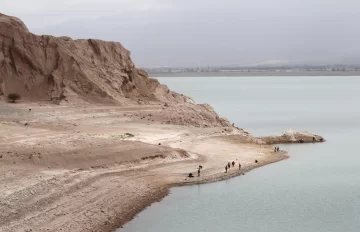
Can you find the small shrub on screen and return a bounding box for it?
[109,133,135,140]
[7,93,21,103]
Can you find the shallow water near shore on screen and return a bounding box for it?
[119,76,360,232]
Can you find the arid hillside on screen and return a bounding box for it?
[0,13,188,105]
[0,13,231,128]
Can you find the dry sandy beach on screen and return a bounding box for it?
[0,13,325,232]
[0,102,289,232]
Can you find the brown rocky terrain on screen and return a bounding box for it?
[0,13,325,232]
[0,13,230,128]
[0,13,164,104]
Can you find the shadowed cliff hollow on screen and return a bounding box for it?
[0,13,231,128]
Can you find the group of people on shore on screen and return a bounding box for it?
[188,161,243,178]
[188,165,203,178]
[187,143,297,179]
[225,161,241,173]
[188,145,286,178]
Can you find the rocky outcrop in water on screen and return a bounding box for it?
[259,130,326,144]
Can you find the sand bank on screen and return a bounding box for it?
[0,102,290,232]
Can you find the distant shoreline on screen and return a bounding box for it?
[149,71,360,77]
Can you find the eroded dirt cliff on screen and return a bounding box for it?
[0,13,186,105]
[0,13,231,127]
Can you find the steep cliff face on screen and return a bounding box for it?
[0,13,231,127]
[0,13,185,104]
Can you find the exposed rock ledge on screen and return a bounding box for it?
[259,130,326,144]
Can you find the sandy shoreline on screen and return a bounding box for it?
[0,102,288,232]
[0,13,325,232]
[115,152,288,232]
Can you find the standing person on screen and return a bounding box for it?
[225,165,228,173]
[277,147,280,152]
[198,168,201,177]
[228,162,231,169]
[239,163,241,170]
[232,161,235,167]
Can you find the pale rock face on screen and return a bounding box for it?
[282,129,297,142]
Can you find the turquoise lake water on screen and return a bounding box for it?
[119,76,360,232]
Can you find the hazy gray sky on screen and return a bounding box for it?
[3,0,360,66]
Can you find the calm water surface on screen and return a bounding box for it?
[119,76,360,232]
